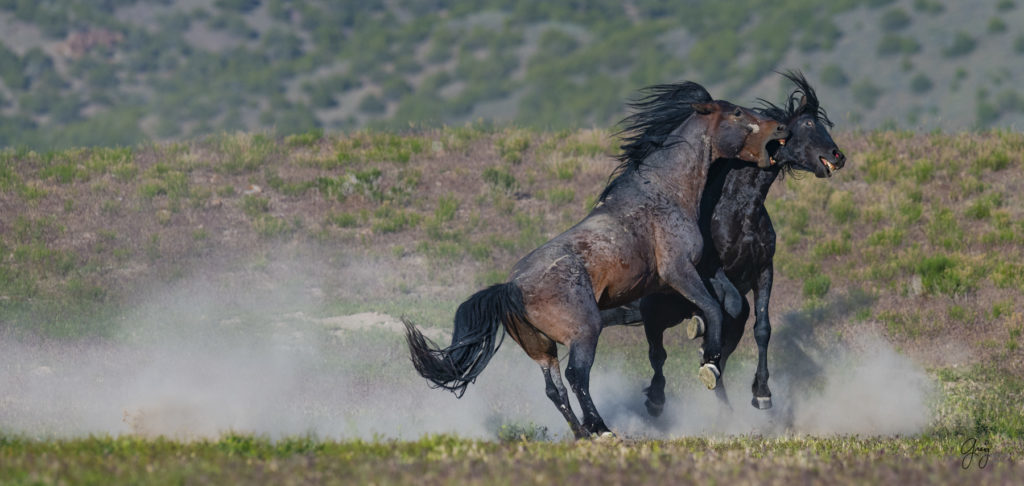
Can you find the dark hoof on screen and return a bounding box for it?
[698,363,720,390]
[644,398,664,417]
[686,316,705,340]
[752,396,772,410]
[584,423,611,438]
[643,385,665,417]
[570,424,589,440]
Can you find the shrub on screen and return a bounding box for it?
[965,193,1003,220]
[253,215,294,238]
[926,208,964,250]
[812,238,852,259]
[820,64,849,87]
[372,205,421,233]
[803,274,831,298]
[913,0,945,14]
[242,195,270,218]
[328,212,358,228]
[972,149,1011,173]
[880,8,911,31]
[358,94,387,115]
[915,255,977,296]
[828,192,859,224]
[943,32,977,57]
[867,228,904,247]
[852,80,883,109]
[988,17,1007,34]
[496,131,531,164]
[482,166,516,191]
[434,194,459,223]
[877,35,920,56]
[910,73,933,94]
[910,158,935,182]
[545,188,575,205]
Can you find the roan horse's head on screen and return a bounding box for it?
[761,71,846,178]
[691,100,790,169]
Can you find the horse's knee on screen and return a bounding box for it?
[753,322,770,346]
[648,345,666,365]
[545,381,561,402]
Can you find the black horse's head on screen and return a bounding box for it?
[762,71,846,178]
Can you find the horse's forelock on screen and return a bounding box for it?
[781,70,834,128]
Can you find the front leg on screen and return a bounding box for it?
[751,262,773,409]
[708,267,743,319]
[658,259,726,390]
[638,293,697,416]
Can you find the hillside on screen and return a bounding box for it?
[1,0,1024,149]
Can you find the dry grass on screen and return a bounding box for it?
[2,128,1024,482]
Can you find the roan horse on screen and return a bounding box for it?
[602,72,846,416]
[404,81,789,438]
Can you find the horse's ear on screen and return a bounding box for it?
[692,102,716,114]
[797,95,808,110]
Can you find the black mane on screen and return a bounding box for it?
[759,70,833,129]
[600,81,714,201]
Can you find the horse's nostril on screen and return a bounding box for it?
[776,124,787,132]
[833,149,846,166]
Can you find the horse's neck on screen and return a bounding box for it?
[722,164,780,208]
[697,160,771,230]
[644,120,714,211]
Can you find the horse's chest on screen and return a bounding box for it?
[716,220,772,284]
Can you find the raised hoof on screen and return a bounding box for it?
[698,363,720,390]
[644,399,664,417]
[752,396,773,410]
[685,316,705,340]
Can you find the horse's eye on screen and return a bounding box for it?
[805,120,814,127]
[733,109,742,117]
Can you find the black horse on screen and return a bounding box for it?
[602,72,845,416]
[405,81,789,439]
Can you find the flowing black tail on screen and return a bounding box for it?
[403,282,527,398]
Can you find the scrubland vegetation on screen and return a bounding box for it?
[2,1,1024,149]
[1,129,1022,484]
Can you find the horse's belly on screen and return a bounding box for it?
[593,264,659,309]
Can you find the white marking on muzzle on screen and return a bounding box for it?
[747,123,760,133]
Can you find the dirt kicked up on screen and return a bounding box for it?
[1,267,934,441]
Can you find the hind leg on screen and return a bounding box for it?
[643,320,667,417]
[639,293,695,416]
[508,319,587,439]
[540,359,587,439]
[515,253,611,437]
[564,323,610,436]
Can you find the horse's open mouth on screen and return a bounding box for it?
[820,156,837,176]
[766,138,786,166]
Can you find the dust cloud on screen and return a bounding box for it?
[0,256,567,440]
[0,258,935,441]
[592,333,935,438]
